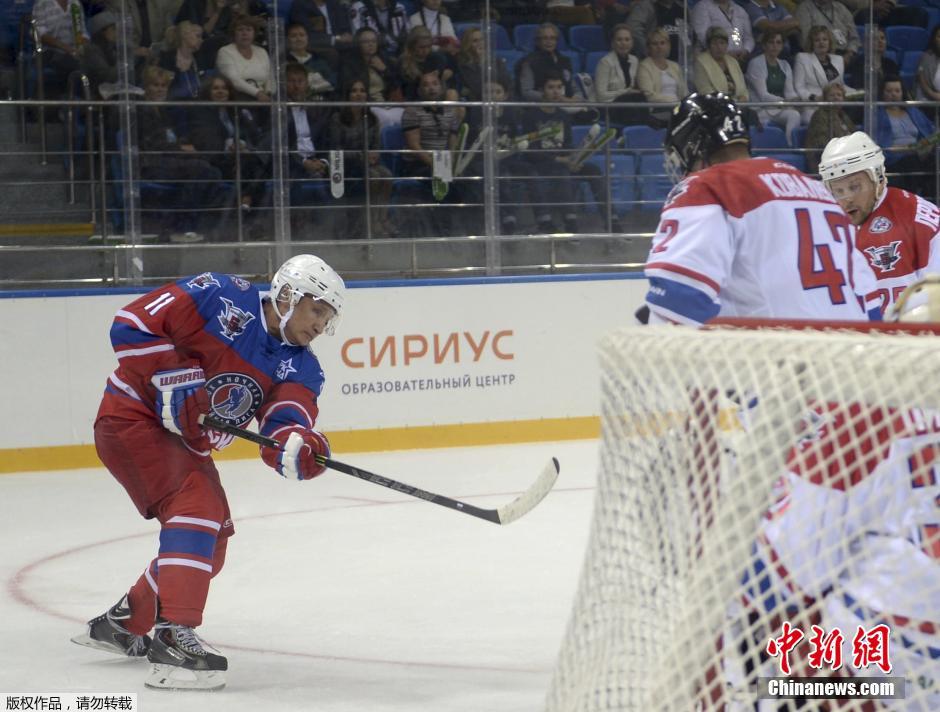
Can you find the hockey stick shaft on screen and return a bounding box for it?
[199,415,559,525]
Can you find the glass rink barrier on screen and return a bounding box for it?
[1,5,938,288]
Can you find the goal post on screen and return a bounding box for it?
[546,322,940,711]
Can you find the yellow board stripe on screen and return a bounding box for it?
[0,417,601,475]
[0,223,94,237]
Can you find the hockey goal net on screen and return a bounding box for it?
[547,321,940,712]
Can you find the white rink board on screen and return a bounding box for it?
[0,276,648,449]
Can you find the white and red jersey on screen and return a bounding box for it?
[644,157,880,325]
[856,186,940,315]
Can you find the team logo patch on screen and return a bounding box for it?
[217,297,256,340]
[870,216,893,233]
[206,373,264,426]
[864,241,902,273]
[228,275,251,290]
[664,176,695,207]
[187,272,220,290]
[276,358,297,380]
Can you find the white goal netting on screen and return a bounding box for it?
[547,323,940,712]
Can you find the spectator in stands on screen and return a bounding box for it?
[104,0,181,62]
[694,26,750,104]
[746,30,802,144]
[399,26,457,101]
[189,74,268,217]
[744,0,801,56]
[408,0,459,57]
[158,21,208,101]
[456,26,511,102]
[286,22,336,100]
[916,26,940,103]
[875,74,938,201]
[627,0,685,61]
[283,62,329,177]
[793,25,854,123]
[216,13,272,102]
[520,69,609,234]
[174,0,260,61]
[340,28,403,129]
[288,0,354,59]
[544,0,596,27]
[691,0,754,62]
[853,0,927,29]
[326,78,395,238]
[135,65,230,242]
[32,0,88,96]
[349,0,409,56]
[594,24,647,125]
[400,69,462,236]
[794,0,859,65]
[804,80,854,172]
[82,11,118,97]
[283,61,330,228]
[844,25,898,90]
[517,22,576,103]
[636,27,688,128]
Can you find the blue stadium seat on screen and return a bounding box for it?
[584,50,607,76]
[622,125,666,151]
[265,0,293,19]
[606,154,637,215]
[379,124,422,204]
[790,126,808,150]
[886,26,928,53]
[513,23,568,51]
[766,152,808,173]
[901,50,924,75]
[637,154,672,210]
[749,125,788,151]
[569,25,606,53]
[561,49,582,73]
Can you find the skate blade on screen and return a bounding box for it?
[71,631,145,658]
[145,663,226,691]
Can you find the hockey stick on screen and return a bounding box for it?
[199,415,560,525]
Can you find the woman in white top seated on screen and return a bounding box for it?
[215,14,273,102]
[594,24,647,125]
[793,25,854,124]
[636,28,688,128]
[746,30,802,144]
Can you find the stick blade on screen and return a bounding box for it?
[495,457,560,525]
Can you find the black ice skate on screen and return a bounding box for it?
[145,619,227,691]
[71,594,151,657]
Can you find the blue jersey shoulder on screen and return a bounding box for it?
[272,348,326,397]
[178,273,261,334]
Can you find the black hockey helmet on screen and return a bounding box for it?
[664,92,750,182]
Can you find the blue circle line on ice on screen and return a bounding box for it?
[8,486,591,674]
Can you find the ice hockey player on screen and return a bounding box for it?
[71,254,344,691]
[642,91,880,325]
[819,131,940,316]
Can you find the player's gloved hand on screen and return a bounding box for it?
[150,367,210,441]
[261,428,330,480]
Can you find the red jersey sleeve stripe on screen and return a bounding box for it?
[645,261,722,295]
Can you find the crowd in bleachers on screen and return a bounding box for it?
[6,0,940,241]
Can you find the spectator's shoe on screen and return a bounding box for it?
[71,595,151,657]
[563,215,579,234]
[536,217,555,234]
[501,215,518,235]
[145,619,227,691]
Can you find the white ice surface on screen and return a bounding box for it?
[0,440,598,712]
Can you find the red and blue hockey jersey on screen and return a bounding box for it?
[97,272,326,456]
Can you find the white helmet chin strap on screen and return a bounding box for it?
[270,291,302,347]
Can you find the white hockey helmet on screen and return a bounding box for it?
[818,131,886,194]
[269,254,345,344]
[887,275,940,323]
